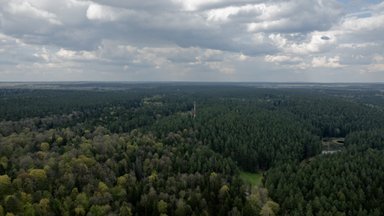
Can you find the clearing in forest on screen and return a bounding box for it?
[321,137,345,154]
[240,171,263,187]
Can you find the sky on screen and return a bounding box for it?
[0,0,383,82]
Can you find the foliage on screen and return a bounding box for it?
[2,84,384,215]
[265,150,384,215]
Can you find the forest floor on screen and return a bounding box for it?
[240,171,263,187]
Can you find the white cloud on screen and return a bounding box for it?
[268,34,287,49]
[206,4,266,22]
[366,63,384,73]
[207,61,235,75]
[173,0,223,11]
[245,0,340,33]
[265,55,302,64]
[341,14,384,32]
[373,54,384,63]
[238,53,248,61]
[338,42,377,49]
[365,54,384,73]
[6,0,62,25]
[86,3,125,21]
[56,48,77,59]
[287,31,338,54]
[312,56,343,68]
[0,0,383,82]
[56,48,97,60]
[34,47,50,62]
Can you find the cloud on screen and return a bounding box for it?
[288,32,338,54]
[365,54,384,73]
[56,48,97,61]
[206,4,267,22]
[86,4,119,21]
[265,55,303,64]
[173,0,224,11]
[245,0,341,33]
[6,0,62,25]
[342,14,384,32]
[321,36,331,40]
[0,0,383,82]
[311,56,344,68]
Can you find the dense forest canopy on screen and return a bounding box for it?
[1,82,384,215]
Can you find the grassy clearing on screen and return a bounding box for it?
[240,171,263,187]
[321,137,345,153]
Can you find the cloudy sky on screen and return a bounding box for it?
[0,0,383,82]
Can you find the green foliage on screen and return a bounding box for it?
[40,142,50,152]
[0,126,245,215]
[4,195,21,214]
[260,200,279,216]
[2,84,384,215]
[89,204,111,216]
[345,129,384,151]
[28,169,47,179]
[0,157,8,170]
[157,200,168,214]
[97,182,109,193]
[38,198,50,214]
[152,99,321,171]
[119,202,132,216]
[0,175,11,186]
[74,206,85,216]
[265,150,384,215]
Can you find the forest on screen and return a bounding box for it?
[1,82,384,215]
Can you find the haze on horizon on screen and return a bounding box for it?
[0,0,383,82]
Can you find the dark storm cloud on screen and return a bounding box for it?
[321,36,331,40]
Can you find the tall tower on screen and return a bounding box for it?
[193,101,196,118]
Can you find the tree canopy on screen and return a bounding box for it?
[1,83,384,215]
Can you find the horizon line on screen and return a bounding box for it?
[1,81,384,84]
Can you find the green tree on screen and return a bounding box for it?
[157,200,168,214]
[0,175,11,195]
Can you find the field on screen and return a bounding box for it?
[240,171,263,187]
[321,137,345,154]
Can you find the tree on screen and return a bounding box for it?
[0,175,11,195]
[175,199,187,216]
[4,195,21,214]
[218,185,229,200]
[29,169,47,179]
[157,200,168,214]
[119,202,132,216]
[98,182,109,193]
[260,201,279,216]
[38,198,50,215]
[40,142,50,152]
